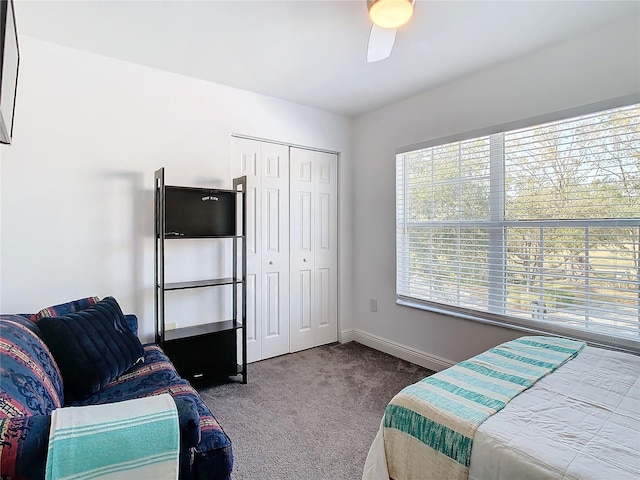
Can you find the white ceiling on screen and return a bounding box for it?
[14,0,640,117]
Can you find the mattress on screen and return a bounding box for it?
[363,343,640,480]
[469,346,640,480]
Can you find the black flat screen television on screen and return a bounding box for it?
[164,186,236,238]
[0,0,20,145]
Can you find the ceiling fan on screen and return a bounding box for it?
[366,0,416,63]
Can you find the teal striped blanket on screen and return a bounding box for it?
[382,336,585,480]
[45,394,179,480]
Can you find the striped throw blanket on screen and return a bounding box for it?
[382,336,585,480]
[46,394,179,480]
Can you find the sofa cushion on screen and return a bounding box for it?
[74,344,233,478]
[0,414,51,479]
[30,296,100,321]
[37,297,145,401]
[0,315,64,417]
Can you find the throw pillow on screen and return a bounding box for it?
[37,297,144,401]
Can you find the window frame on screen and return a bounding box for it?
[395,94,640,354]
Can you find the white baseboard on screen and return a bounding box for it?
[340,329,455,372]
[340,328,356,343]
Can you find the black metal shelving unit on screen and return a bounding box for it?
[154,168,247,385]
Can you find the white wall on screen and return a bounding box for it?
[351,18,640,370]
[0,37,354,343]
[0,146,2,294]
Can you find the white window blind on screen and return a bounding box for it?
[397,103,640,352]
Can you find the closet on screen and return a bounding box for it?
[231,137,338,362]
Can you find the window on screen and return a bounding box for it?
[396,103,640,352]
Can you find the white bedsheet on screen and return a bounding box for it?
[469,346,640,480]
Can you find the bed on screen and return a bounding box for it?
[362,336,640,480]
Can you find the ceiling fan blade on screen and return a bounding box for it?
[367,24,397,63]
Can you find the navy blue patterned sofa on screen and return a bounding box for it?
[0,296,233,480]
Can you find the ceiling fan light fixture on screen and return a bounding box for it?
[368,0,414,29]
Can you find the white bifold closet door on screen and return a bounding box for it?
[232,137,290,362]
[232,137,338,362]
[289,147,338,353]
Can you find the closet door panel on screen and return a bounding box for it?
[265,272,282,336]
[290,148,338,350]
[317,267,331,327]
[231,137,262,363]
[297,270,313,331]
[290,148,315,352]
[313,152,338,345]
[245,273,258,346]
[260,142,290,359]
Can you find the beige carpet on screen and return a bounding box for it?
[199,341,434,480]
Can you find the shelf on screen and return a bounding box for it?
[164,234,243,240]
[164,278,241,290]
[155,170,248,385]
[164,320,241,341]
[165,184,237,195]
